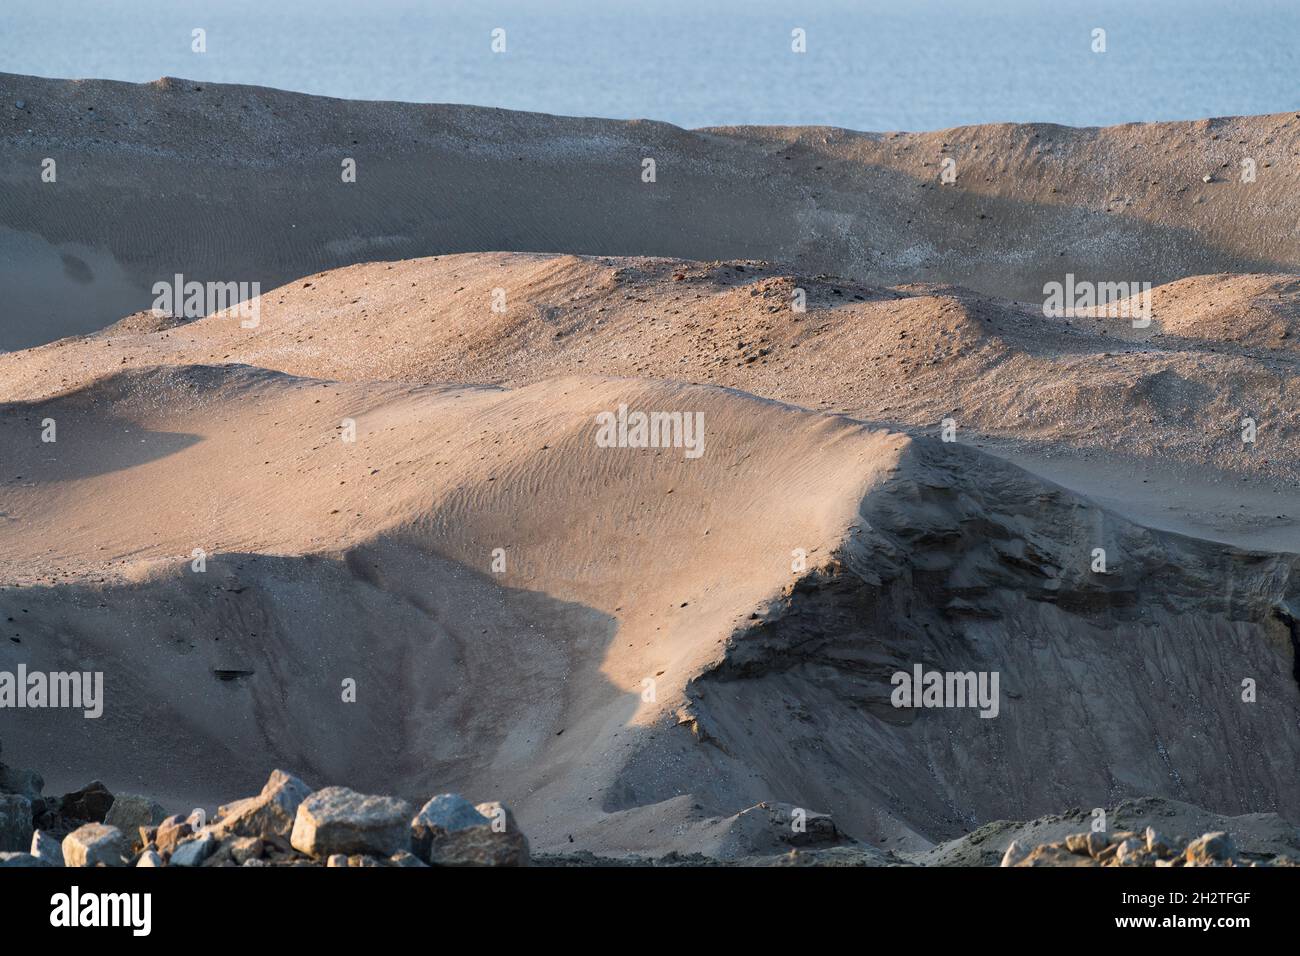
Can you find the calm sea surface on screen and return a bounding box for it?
[2,0,1297,131]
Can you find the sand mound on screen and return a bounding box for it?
[8,251,1295,557]
[2,364,1296,854]
[1145,273,1300,352]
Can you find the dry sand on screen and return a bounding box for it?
[1,74,1298,860]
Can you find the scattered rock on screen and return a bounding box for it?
[154,814,193,856]
[999,840,1029,867]
[1063,833,1091,856]
[213,769,311,840]
[137,850,164,867]
[1144,826,1171,856]
[1185,831,1236,866]
[31,829,63,866]
[227,836,263,865]
[59,781,114,823]
[1115,837,1145,865]
[410,793,529,866]
[388,849,427,867]
[0,850,55,867]
[1014,844,1097,867]
[170,831,217,867]
[104,794,168,839]
[62,823,128,867]
[290,787,412,859]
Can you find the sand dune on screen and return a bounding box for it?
[6,252,1296,549]
[2,364,1296,853]
[3,74,1300,861]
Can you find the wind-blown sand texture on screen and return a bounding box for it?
[2,73,1298,860]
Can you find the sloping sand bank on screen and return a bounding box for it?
[2,365,1295,853]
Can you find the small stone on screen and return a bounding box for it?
[104,794,168,839]
[1064,833,1091,855]
[14,100,25,110]
[326,853,347,868]
[136,850,164,867]
[388,849,428,867]
[31,829,63,866]
[290,787,412,859]
[1085,831,1109,857]
[1115,838,1145,865]
[154,815,193,856]
[0,794,33,852]
[1201,174,1214,183]
[63,823,128,867]
[227,836,263,865]
[170,831,217,867]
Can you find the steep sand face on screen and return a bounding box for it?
[3,72,1299,348]
[0,367,897,836]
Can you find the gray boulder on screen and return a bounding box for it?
[137,849,164,867]
[0,793,33,852]
[104,794,168,839]
[169,831,217,867]
[63,823,128,867]
[290,787,412,859]
[213,769,312,840]
[410,793,530,866]
[59,781,114,822]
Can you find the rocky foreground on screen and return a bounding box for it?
[2,745,1295,867]
[0,740,528,868]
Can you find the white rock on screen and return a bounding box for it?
[63,823,128,867]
